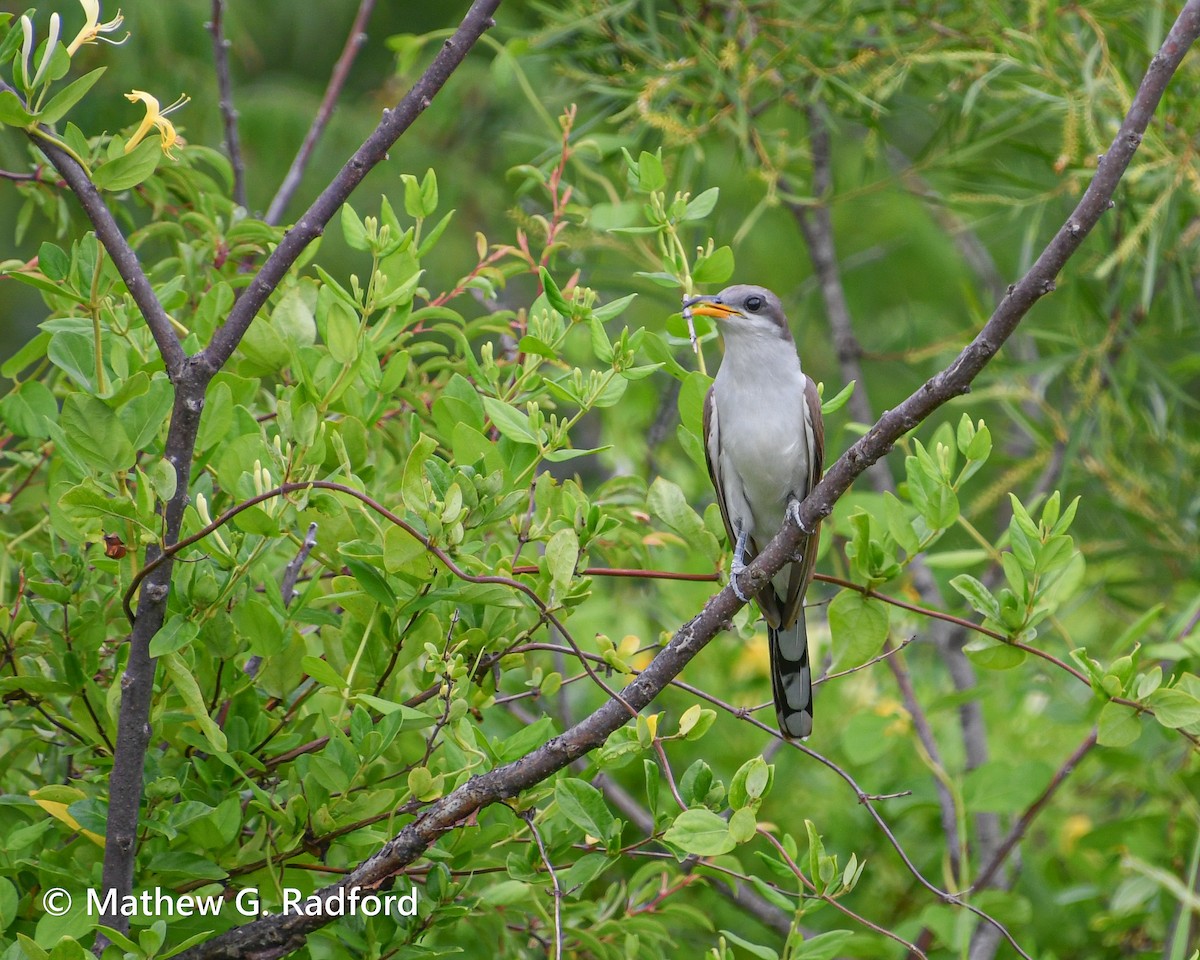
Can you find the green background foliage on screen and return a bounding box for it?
[1,2,1199,959]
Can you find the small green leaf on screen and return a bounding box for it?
[819,380,856,415]
[555,778,615,839]
[663,808,735,856]
[163,654,227,753]
[693,245,734,285]
[950,574,1001,621]
[38,67,106,125]
[544,527,579,592]
[636,150,666,192]
[301,656,346,691]
[592,293,637,323]
[828,590,889,669]
[1097,701,1141,747]
[718,928,778,960]
[149,616,199,658]
[682,187,719,221]
[0,89,35,126]
[37,242,69,281]
[482,397,541,446]
[324,297,360,365]
[1149,687,1200,729]
[92,138,162,192]
[340,204,369,251]
[539,267,572,317]
[59,395,133,473]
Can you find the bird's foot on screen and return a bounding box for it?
[787,497,813,535]
[730,526,750,603]
[729,556,750,603]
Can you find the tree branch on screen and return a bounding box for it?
[264,0,378,225]
[209,0,247,208]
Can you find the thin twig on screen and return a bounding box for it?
[758,828,928,959]
[522,810,564,960]
[967,727,1099,894]
[208,0,246,208]
[264,0,378,225]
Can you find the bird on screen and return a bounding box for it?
[684,284,824,739]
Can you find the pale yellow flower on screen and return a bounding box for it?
[66,0,128,56]
[124,90,190,159]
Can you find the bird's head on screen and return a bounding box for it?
[684,284,793,343]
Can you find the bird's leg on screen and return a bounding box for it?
[729,524,750,603]
[786,496,814,536]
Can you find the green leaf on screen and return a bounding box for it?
[352,694,438,729]
[324,297,360,365]
[828,590,889,669]
[793,930,857,960]
[554,778,615,839]
[663,807,735,856]
[37,241,69,281]
[718,928,777,960]
[682,187,719,221]
[636,150,666,192]
[728,807,757,843]
[401,433,438,512]
[59,394,133,473]
[59,479,144,529]
[539,267,572,317]
[693,245,734,285]
[542,444,612,463]
[592,293,637,323]
[340,204,369,251]
[963,634,1027,670]
[1149,687,1200,729]
[1098,701,1141,747]
[38,67,106,125]
[544,527,579,592]
[819,380,856,415]
[149,616,200,658]
[950,574,1001,621]
[0,89,34,126]
[482,396,541,446]
[343,558,397,607]
[162,654,227,753]
[301,656,346,691]
[0,379,56,438]
[589,316,613,363]
[91,138,162,191]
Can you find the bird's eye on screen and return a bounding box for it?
[745,295,763,312]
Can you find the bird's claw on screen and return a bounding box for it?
[787,498,813,535]
[729,558,750,603]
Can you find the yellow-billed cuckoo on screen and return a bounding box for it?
[685,285,824,739]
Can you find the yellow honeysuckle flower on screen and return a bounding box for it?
[124,90,189,159]
[67,0,128,56]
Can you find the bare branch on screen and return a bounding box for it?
[968,727,1099,894]
[208,0,247,208]
[264,0,378,225]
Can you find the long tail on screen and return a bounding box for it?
[768,608,813,740]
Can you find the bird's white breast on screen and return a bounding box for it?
[711,325,812,542]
